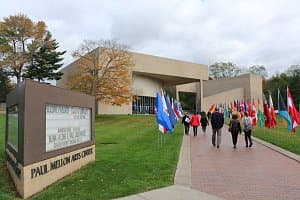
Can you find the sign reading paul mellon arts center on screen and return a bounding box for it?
[5,79,95,199]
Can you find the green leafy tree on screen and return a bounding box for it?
[209,62,241,79]
[24,32,66,81]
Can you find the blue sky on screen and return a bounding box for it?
[1,0,300,76]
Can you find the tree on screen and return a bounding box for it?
[24,32,66,81]
[285,64,300,77]
[0,13,65,83]
[248,65,268,78]
[209,62,241,79]
[0,68,13,102]
[66,39,134,106]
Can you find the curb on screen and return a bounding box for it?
[174,135,191,187]
[252,136,300,163]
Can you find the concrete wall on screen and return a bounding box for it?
[0,103,5,114]
[132,74,162,97]
[98,102,132,115]
[202,74,263,111]
[132,52,208,81]
[202,88,244,111]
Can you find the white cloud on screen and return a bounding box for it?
[1,0,300,75]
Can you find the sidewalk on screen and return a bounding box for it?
[115,133,222,200]
[191,126,300,200]
[116,126,300,200]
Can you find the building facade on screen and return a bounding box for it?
[57,51,263,114]
[57,51,208,114]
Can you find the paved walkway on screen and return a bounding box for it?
[191,126,300,200]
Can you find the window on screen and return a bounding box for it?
[132,96,155,114]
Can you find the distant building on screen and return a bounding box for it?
[57,51,262,114]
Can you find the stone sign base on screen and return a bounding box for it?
[6,145,95,199]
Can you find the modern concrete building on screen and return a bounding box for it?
[57,51,263,114]
[57,51,208,114]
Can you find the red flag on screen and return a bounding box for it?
[287,88,300,131]
[263,94,272,128]
[251,99,257,126]
[269,94,277,127]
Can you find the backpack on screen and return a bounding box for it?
[244,117,252,130]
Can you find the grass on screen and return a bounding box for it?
[252,118,300,155]
[0,114,183,200]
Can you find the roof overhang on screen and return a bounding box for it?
[133,71,200,85]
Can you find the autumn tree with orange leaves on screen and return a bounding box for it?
[66,39,134,106]
[0,13,65,83]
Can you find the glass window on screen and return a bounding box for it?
[132,96,156,114]
[7,105,19,152]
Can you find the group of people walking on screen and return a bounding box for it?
[182,108,253,149]
[182,111,209,136]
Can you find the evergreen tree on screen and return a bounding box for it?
[24,31,66,81]
[0,68,13,102]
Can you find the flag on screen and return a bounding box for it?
[177,102,184,117]
[173,100,181,119]
[278,89,292,131]
[251,99,257,126]
[244,100,249,112]
[263,94,272,128]
[208,104,215,113]
[287,87,300,131]
[165,94,178,127]
[269,93,277,127]
[240,100,245,114]
[155,91,173,133]
[161,90,168,114]
[257,98,265,128]
[224,103,230,119]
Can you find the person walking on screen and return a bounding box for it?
[182,113,191,135]
[200,112,209,135]
[228,113,242,148]
[242,112,253,147]
[210,107,224,148]
[190,112,200,136]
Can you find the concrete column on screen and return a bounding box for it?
[176,86,179,101]
[195,80,202,113]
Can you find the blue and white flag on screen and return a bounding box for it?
[278,89,292,131]
[155,91,173,133]
[165,94,178,127]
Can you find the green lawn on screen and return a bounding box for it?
[0,114,183,199]
[252,118,300,155]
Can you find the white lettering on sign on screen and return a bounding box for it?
[46,104,91,152]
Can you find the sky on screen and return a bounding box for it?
[1,0,300,76]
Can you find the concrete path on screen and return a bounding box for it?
[191,126,300,200]
[115,134,222,200]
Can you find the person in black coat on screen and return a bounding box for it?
[210,108,224,148]
[182,113,190,135]
[200,112,209,135]
[228,113,242,148]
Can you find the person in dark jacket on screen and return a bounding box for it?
[228,113,242,148]
[210,107,224,148]
[182,113,190,135]
[200,112,209,135]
